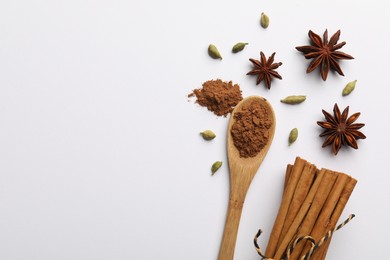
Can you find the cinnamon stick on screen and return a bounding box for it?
[298,172,351,259]
[273,169,326,259]
[276,162,317,250]
[284,164,293,191]
[265,157,306,257]
[313,177,357,260]
[288,170,337,260]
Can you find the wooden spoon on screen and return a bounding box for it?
[218,96,276,260]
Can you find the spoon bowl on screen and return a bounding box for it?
[218,96,276,260]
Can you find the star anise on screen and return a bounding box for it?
[247,51,282,89]
[317,103,366,155]
[296,29,354,81]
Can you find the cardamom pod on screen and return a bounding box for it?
[232,42,248,53]
[200,130,216,140]
[288,128,298,146]
[280,95,306,104]
[342,80,357,96]
[211,161,222,175]
[208,44,222,59]
[260,12,270,28]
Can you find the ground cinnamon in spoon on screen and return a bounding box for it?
[188,79,243,117]
[231,100,272,158]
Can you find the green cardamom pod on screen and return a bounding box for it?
[200,130,216,140]
[288,128,298,146]
[342,80,357,96]
[208,44,222,60]
[260,12,270,28]
[232,42,248,53]
[211,161,222,175]
[280,95,306,104]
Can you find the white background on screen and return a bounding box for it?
[0,0,389,259]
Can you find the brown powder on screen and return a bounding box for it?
[188,79,243,117]
[231,100,272,158]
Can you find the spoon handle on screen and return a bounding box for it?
[218,196,245,260]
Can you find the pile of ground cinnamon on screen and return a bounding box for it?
[188,79,243,117]
[231,100,272,158]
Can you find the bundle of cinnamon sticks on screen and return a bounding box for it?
[265,157,357,260]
